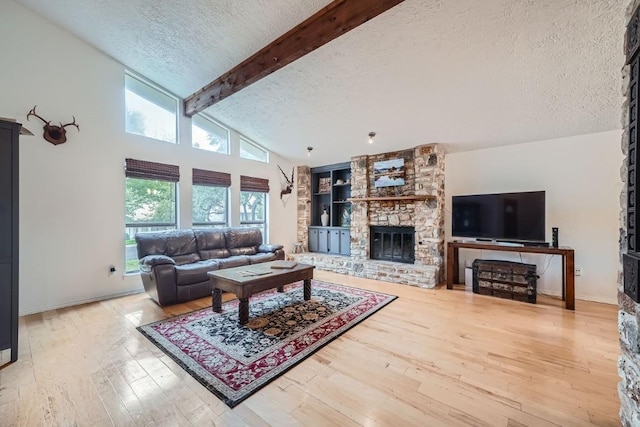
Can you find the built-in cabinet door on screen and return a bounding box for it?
[0,127,13,351]
[0,263,11,349]
[339,230,350,255]
[308,229,319,252]
[329,229,340,254]
[0,127,12,260]
[318,229,329,253]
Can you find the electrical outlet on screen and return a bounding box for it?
[575,266,582,276]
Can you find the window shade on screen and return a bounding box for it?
[240,175,270,193]
[192,169,231,187]
[125,158,180,182]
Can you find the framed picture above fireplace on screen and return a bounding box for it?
[373,158,405,188]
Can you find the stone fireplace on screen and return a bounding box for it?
[370,226,415,264]
[291,144,445,288]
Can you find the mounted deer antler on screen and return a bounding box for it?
[27,105,80,145]
[278,165,295,199]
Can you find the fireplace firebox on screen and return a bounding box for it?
[370,226,415,264]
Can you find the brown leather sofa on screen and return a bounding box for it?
[135,227,284,306]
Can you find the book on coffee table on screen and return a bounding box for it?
[270,261,297,269]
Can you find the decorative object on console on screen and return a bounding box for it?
[137,280,396,407]
[318,177,331,193]
[26,105,79,145]
[321,205,330,226]
[340,205,351,227]
[277,165,294,200]
[373,158,405,188]
[472,259,537,304]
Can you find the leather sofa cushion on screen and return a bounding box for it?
[175,259,220,286]
[248,253,277,264]
[173,253,201,266]
[224,227,262,256]
[216,255,250,269]
[199,248,230,259]
[258,243,284,253]
[194,229,230,259]
[230,246,257,256]
[136,229,200,262]
[166,231,198,257]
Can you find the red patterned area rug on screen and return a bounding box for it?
[137,280,396,407]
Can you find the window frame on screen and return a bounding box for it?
[239,191,268,242]
[239,137,269,163]
[124,72,179,144]
[123,177,180,275]
[191,114,230,155]
[123,158,180,275]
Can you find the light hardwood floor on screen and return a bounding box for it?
[0,271,620,426]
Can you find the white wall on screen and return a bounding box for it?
[445,130,623,304]
[0,2,298,315]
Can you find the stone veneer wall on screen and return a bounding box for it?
[296,166,311,251]
[620,1,640,424]
[292,144,445,288]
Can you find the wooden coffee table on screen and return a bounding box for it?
[207,261,315,324]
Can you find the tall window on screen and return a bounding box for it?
[125,73,178,143]
[240,175,269,241]
[192,114,230,154]
[239,137,269,163]
[192,168,230,228]
[124,159,179,273]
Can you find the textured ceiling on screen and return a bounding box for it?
[16,0,627,166]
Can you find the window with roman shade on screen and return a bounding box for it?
[124,158,179,273]
[192,169,231,228]
[239,175,269,242]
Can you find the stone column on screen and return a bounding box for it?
[350,156,369,260]
[296,166,311,251]
[414,144,446,282]
[620,1,640,425]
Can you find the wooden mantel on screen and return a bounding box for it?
[348,195,436,202]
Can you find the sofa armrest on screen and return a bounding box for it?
[140,255,176,268]
[139,263,177,306]
[258,244,284,253]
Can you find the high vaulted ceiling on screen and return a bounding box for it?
[17,0,627,166]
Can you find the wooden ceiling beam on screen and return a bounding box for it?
[184,0,405,117]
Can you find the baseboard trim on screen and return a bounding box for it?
[19,287,145,316]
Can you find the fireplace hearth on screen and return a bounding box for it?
[370,226,415,264]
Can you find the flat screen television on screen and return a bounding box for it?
[452,191,546,243]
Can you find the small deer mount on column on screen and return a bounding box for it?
[278,165,294,199]
[27,105,79,145]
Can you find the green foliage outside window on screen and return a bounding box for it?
[125,178,176,224]
[193,185,227,224]
[240,191,265,222]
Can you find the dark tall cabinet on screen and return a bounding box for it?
[309,162,351,255]
[0,120,19,362]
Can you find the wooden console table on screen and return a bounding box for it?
[446,241,575,310]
